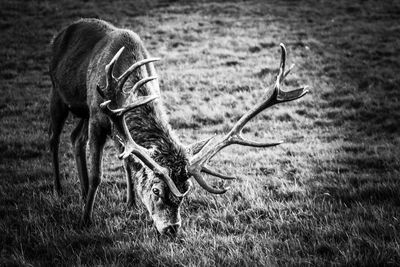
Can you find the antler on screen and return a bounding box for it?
[188,44,309,194]
[97,47,189,198]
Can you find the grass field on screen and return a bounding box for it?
[1,0,400,265]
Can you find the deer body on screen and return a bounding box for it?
[49,18,308,237]
[49,19,188,234]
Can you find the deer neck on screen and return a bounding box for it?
[122,101,189,181]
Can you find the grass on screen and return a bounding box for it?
[1,0,400,265]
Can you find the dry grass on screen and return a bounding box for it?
[1,0,400,265]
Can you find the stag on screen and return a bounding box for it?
[49,18,308,236]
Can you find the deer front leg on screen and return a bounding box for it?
[81,121,107,226]
[123,160,136,208]
[71,119,89,200]
[49,90,69,197]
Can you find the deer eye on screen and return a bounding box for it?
[152,188,160,196]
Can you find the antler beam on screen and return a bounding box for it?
[188,43,309,194]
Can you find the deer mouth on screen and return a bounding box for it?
[154,222,181,238]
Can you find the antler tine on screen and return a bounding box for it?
[123,76,158,95]
[187,43,309,194]
[284,63,295,80]
[99,95,158,117]
[191,172,229,194]
[202,166,236,180]
[277,85,309,102]
[277,43,286,84]
[186,135,216,156]
[105,47,125,89]
[117,58,160,91]
[232,138,284,148]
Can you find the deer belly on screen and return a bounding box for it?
[58,86,89,117]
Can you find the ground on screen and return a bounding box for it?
[0,0,399,266]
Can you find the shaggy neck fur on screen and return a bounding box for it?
[102,31,190,189]
[124,104,189,184]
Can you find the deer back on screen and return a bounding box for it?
[49,18,159,119]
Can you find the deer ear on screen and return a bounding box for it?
[185,135,215,156]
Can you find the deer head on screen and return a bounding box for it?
[97,44,308,236]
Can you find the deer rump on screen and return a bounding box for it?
[48,18,308,235]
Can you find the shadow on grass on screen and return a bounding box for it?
[279,0,400,205]
[303,1,400,137]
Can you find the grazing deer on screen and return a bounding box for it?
[49,18,308,236]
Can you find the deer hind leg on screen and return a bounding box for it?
[71,119,89,200]
[49,91,69,196]
[81,121,107,226]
